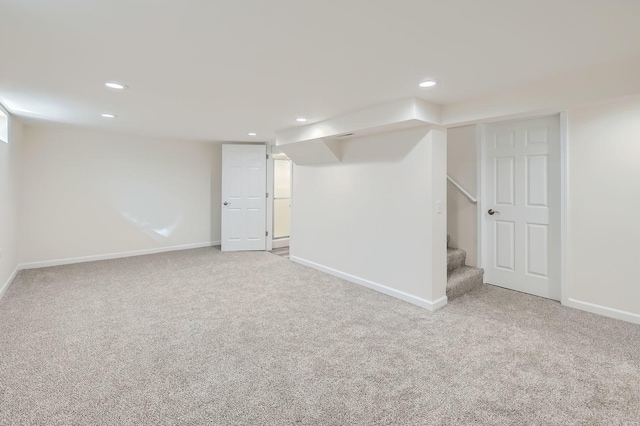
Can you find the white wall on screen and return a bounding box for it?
[0,106,22,296]
[442,55,640,126]
[290,126,447,309]
[447,125,477,266]
[566,94,640,321]
[19,124,222,265]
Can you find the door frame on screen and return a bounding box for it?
[268,144,293,250]
[268,145,293,250]
[476,112,568,303]
[266,143,274,251]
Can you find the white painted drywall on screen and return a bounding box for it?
[290,126,447,307]
[447,125,477,266]
[442,55,640,126]
[19,124,222,264]
[566,94,640,318]
[0,105,21,295]
[276,98,441,145]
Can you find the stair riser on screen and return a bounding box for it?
[447,250,466,272]
[447,269,484,301]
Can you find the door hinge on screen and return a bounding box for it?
[266,192,269,198]
[266,154,269,159]
[266,231,269,236]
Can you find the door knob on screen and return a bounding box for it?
[223,202,229,206]
[488,209,499,215]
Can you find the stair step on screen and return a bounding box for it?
[447,266,484,301]
[447,248,466,272]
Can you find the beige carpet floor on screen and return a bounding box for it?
[1,248,639,425]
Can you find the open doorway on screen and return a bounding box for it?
[447,125,483,301]
[271,149,291,258]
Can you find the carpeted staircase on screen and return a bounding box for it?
[447,235,484,300]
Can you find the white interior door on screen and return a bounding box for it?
[482,116,560,300]
[221,144,267,251]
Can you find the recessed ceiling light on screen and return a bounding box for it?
[101,113,117,118]
[419,80,437,88]
[248,132,257,136]
[105,81,127,90]
[296,117,307,122]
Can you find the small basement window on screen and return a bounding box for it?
[0,108,7,143]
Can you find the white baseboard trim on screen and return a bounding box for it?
[18,241,221,270]
[0,266,20,300]
[564,298,640,325]
[290,256,447,311]
[272,238,290,249]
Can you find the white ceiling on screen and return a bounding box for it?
[1,0,640,141]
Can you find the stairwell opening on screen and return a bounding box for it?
[447,125,483,300]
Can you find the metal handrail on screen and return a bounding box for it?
[447,175,477,204]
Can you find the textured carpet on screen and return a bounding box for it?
[1,248,639,425]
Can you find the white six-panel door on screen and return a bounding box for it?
[221,144,267,251]
[482,116,560,300]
